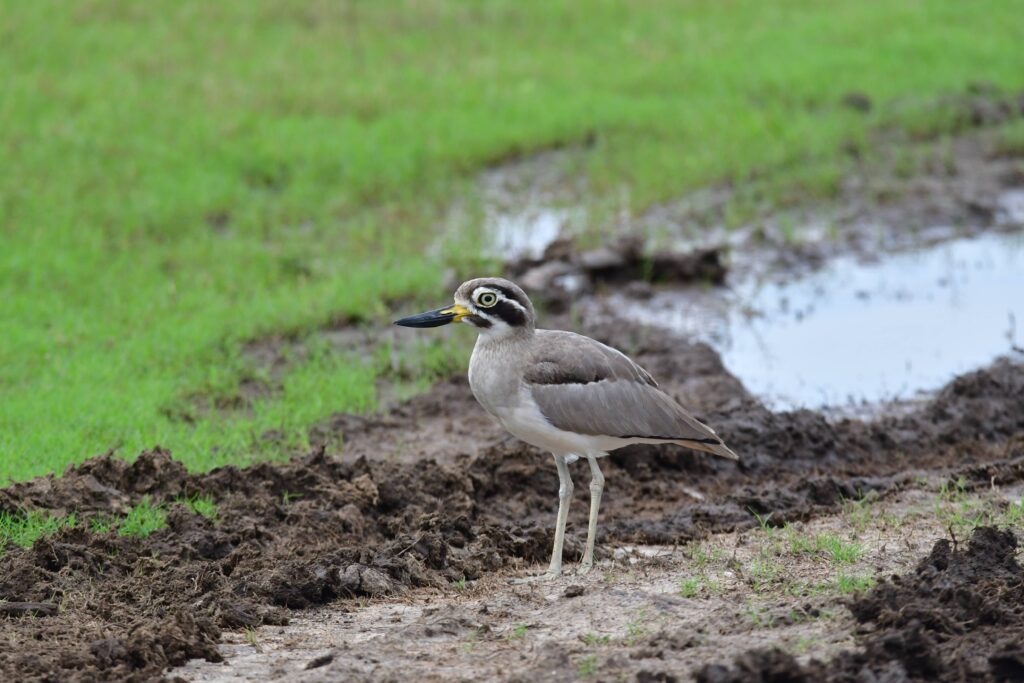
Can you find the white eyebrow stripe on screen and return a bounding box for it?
[501,297,527,313]
[471,287,527,313]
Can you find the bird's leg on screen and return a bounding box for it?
[578,455,604,575]
[508,453,573,584]
[547,453,573,577]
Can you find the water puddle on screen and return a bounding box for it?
[485,205,576,260]
[612,231,1024,411]
[998,189,1024,226]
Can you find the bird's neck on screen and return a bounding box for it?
[474,323,534,349]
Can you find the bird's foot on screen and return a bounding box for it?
[575,561,594,576]
[507,569,561,584]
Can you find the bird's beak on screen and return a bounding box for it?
[393,303,470,328]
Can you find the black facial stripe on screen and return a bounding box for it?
[466,315,492,329]
[488,285,529,310]
[491,300,526,327]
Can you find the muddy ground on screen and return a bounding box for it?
[3,118,1024,681]
[1,329,1022,681]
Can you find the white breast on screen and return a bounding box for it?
[468,334,627,460]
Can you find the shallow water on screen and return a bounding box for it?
[617,231,1024,410]
[486,205,574,260]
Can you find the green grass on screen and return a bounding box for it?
[117,497,168,538]
[934,478,1024,535]
[790,532,863,564]
[745,602,777,630]
[506,624,529,641]
[179,493,219,523]
[996,118,1024,156]
[834,573,876,594]
[576,654,598,678]
[89,515,117,535]
[3,1,1024,481]
[679,576,702,598]
[0,510,76,553]
[1001,500,1024,527]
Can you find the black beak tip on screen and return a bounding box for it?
[393,308,457,328]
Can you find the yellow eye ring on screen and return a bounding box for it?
[477,292,498,308]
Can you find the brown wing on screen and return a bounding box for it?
[525,331,736,459]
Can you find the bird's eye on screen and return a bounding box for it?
[477,292,498,308]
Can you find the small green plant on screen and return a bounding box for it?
[842,495,874,533]
[996,119,1024,156]
[1000,500,1024,527]
[935,477,989,534]
[118,498,167,538]
[507,624,528,641]
[746,603,776,629]
[582,632,611,646]
[577,655,598,678]
[452,576,468,591]
[835,573,876,594]
[748,557,782,588]
[243,626,262,652]
[679,577,701,598]
[621,606,649,646]
[687,542,710,568]
[89,516,116,534]
[0,510,76,553]
[817,534,863,564]
[779,216,798,244]
[179,494,219,522]
[790,532,862,564]
[791,635,818,655]
[784,579,815,597]
[462,628,480,653]
[686,542,725,569]
[752,510,774,533]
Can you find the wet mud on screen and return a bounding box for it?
[1,325,1022,680]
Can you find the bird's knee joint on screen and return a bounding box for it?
[558,482,574,500]
[589,480,603,495]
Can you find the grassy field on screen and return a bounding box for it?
[2,0,1024,483]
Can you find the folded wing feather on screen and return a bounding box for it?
[525,331,737,459]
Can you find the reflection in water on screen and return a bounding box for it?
[486,206,573,260]
[617,231,1024,410]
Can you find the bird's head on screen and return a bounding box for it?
[394,277,535,339]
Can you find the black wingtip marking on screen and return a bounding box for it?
[620,435,722,444]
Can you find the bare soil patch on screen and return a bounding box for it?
[698,525,1024,682]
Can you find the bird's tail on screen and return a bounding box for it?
[674,439,740,461]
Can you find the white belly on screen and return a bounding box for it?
[468,335,632,460]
